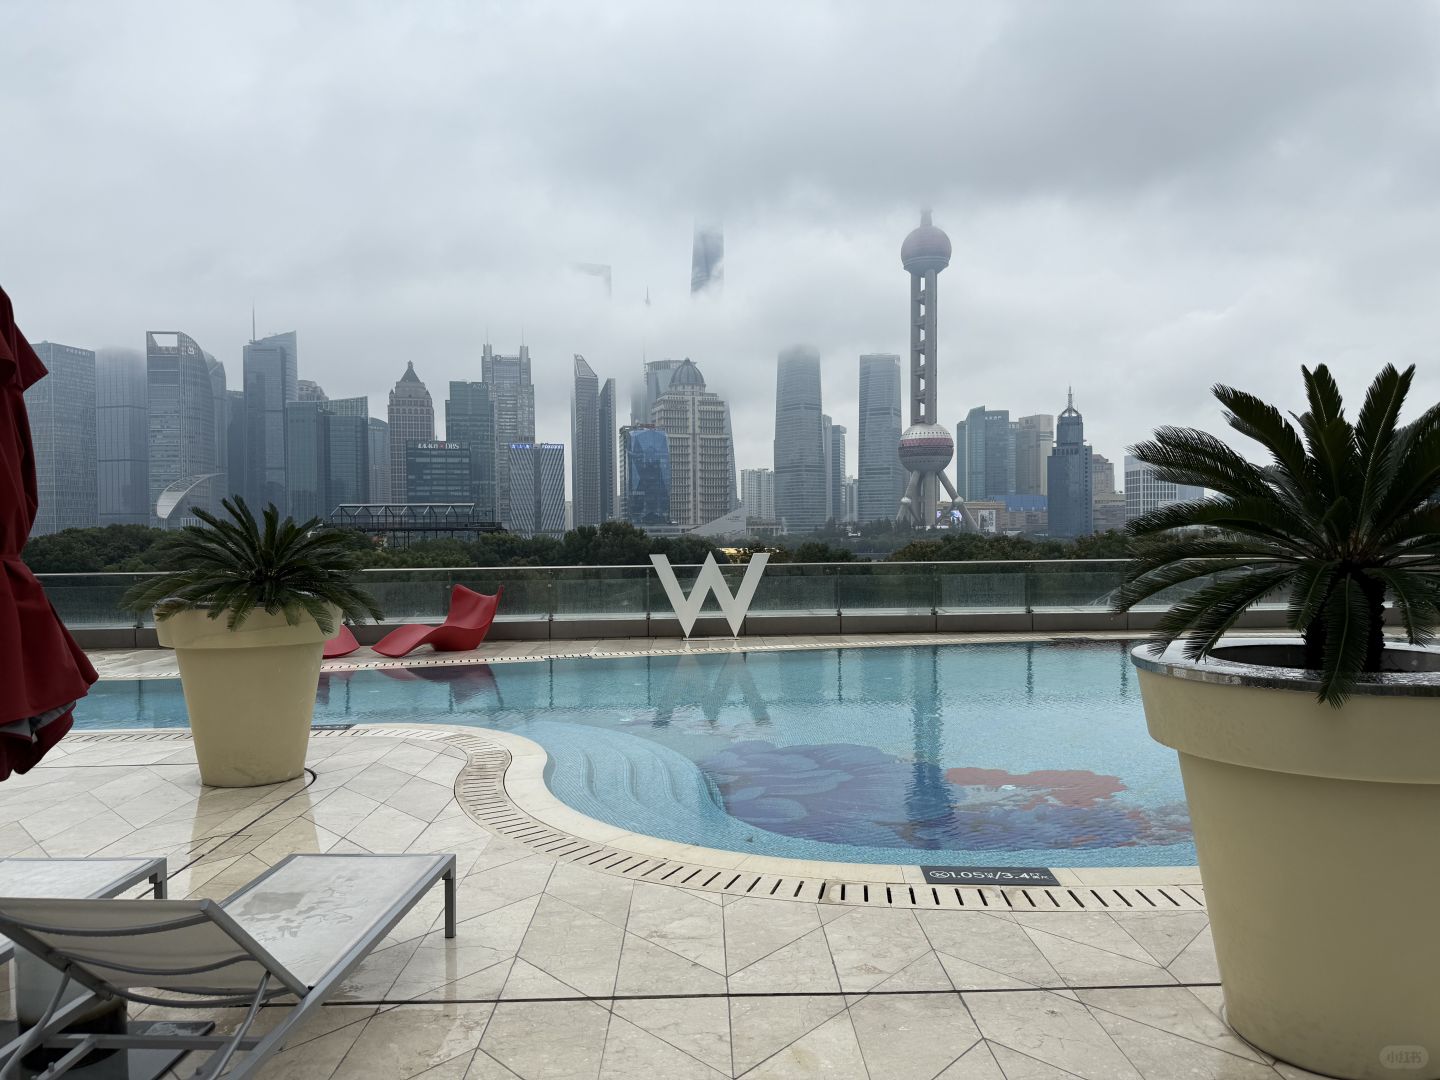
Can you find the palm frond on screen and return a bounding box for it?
[121,497,383,631]
[1315,576,1374,708]
[1116,364,1438,705]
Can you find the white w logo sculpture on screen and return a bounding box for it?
[649,553,769,638]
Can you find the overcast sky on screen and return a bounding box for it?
[5,1,1440,483]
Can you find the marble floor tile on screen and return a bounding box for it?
[481,999,611,1080]
[722,897,822,975]
[1023,926,1177,988]
[936,1041,1007,1079]
[821,907,937,993]
[543,860,634,930]
[917,911,1064,990]
[963,990,1142,1080]
[598,1012,727,1080]
[849,990,980,1080]
[729,995,848,1076]
[340,1003,496,1079]
[626,881,726,974]
[517,894,624,998]
[1090,1009,1279,1079]
[1076,987,1272,1064]
[728,927,839,995]
[741,1010,868,1079]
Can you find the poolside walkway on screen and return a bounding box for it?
[88,629,1152,681]
[0,727,1325,1079]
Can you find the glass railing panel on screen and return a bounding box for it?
[834,568,935,613]
[551,566,648,618]
[744,565,837,614]
[937,571,1027,611]
[1026,569,1129,609]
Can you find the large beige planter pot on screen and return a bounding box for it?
[1135,639,1440,1080]
[156,606,337,788]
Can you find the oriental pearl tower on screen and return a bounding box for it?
[896,209,976,528]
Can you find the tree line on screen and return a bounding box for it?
[22,518,1132,574]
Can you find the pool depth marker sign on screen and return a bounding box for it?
[650,553,769,638]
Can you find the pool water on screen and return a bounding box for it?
[75,642,1194,868]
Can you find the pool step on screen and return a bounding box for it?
[431,724,1207,912]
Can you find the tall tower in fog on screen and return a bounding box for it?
[691,222,724,294]
[895,210,972,528]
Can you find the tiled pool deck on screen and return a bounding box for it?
[36,634,1323,1079]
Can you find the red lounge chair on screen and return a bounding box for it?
[371,585,503,658]
[323,624,360,659]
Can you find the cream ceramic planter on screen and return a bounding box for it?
[1135,639,1440,1080]
[156,606,337,788]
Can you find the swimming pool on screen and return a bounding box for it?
[75,642,1194,868]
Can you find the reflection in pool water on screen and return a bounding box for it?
[76,642,1192,867]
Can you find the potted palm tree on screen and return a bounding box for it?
[124,498,381,788]
[1113,364,1440,1080]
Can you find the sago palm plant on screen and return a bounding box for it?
[123,498,382,634]
[1112,364,1440,706]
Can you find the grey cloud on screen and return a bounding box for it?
[4,1,1440,486]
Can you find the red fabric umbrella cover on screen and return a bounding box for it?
[0,285,97,777]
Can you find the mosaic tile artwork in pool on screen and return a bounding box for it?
[74,642,1194,867]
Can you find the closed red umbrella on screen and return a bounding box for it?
[0,285,97,779]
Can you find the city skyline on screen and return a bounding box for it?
[9,5,1434,491]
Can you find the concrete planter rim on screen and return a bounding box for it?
[1130,636,1440,698]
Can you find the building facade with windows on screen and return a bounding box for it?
[1046,393,1093,538]
[507,442,566,536]
[481,344,535,528]
[146,330,222,527]
[387,362,435,503]
[620,425,672,526]
[774,345,827,532]
[96,346,149,525]
[857,354,904,523]
[651,359,734,529]
[25,341,97,536]
[445,381,497,521]
[1124,455,1205,521]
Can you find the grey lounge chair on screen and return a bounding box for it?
[0,858,168,966]
[0,852,456,1080]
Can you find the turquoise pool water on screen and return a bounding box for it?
[75,642,1193,868]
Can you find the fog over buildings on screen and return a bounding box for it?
[6,2,1440,503]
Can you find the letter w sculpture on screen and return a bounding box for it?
[649,553,769,638]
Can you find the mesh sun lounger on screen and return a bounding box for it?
[0,858,168,966]
[0,852,456,1080]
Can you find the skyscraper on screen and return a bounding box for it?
[619,425,671,525]
[1125,455,1205,521]
[286,396,369,521]
[598,378,617,520]
[857,353,905,524]
[570,355,603,527]
[387,361,435,503]
[226,389,247,509]
[481,344,535,527]
[963,407,1015,501]
[691,221,724,294]
[773,345,827,533]
[241,332,297,512]
[96,346,149,525]
[896,210,969,526]
[508,443,566,535]
[740,467,776,523]
[1091,453,1117,496]
[406,441,474,503]
[445,381,497,520]
[207,356,229,499]
[829,423,847,525]
[25,342,96,536]
[1046,391,1094,538]
[147,331,221,527]
[297,380,327,402]
[633,358,680,425]
[1014,414,1055,496]
[367,419,391,503]
[651,358,734,528]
